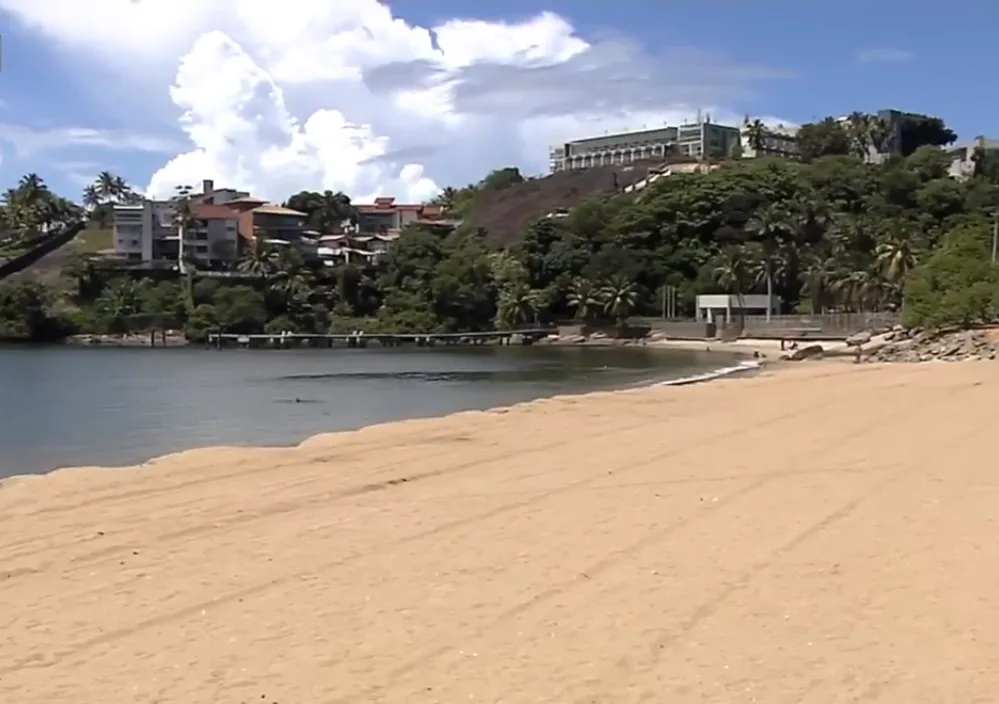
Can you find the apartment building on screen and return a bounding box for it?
[222,196,308,246]
[112,199,240,264]
[548,117,741,173]
[111,179,287,266]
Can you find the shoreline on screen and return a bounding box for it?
[4,361,999,701]
[0,349,761,484]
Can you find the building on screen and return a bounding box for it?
[222,197,308,247]
[111,179,292,266]
[741,123,800,159]
[193,179,249,206]
[353,197,459,234]
[695,294,780,325]
[310,198,460,266]
[111,199,241,265]
[946,135,999,180]
[548,117,741,173]
[183,204,241,262]
[317,233,399,266]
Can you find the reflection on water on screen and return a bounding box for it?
[0,345,727,476]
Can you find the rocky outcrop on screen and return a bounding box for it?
[868,326,999,363]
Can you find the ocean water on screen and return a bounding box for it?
[0,344,736,477]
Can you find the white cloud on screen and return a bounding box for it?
[0,0,790,204]
[0,123,179,157]
[856,48,913,64]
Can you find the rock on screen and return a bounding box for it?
[846,330,873,347]
[788,344,824,361]
[869,327,999,364]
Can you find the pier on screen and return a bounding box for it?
[207,328,555,349]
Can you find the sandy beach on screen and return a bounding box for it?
[3,361,998,703]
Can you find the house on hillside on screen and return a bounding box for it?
[354,197,461,234]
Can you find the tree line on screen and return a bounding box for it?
[4,111,999,342]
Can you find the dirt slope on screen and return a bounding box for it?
[467,163,659,247]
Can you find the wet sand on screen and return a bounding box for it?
[2,361,998,703]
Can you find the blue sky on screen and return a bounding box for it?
[0,1,991,203]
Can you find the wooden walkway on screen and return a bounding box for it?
[207,329,555,349]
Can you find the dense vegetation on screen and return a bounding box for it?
[4,111,999,343]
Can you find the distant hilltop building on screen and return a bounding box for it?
[741,121,800,159]
[548,114,741,173]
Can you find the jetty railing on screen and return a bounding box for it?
[207,327,557,349]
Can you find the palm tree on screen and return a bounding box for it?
[112,175,130,201]
[713,245,752,327]
[95,278,146,333]
[270,249,311,310]
[566,277,601,322]
[742,117,766,153]
[495,282,536,329]
[82,184,101,209]
[17,173,46,199]
[875,222,920,308]
[94,171,120,203]
[170,185,195,274]
[3,174,55,235]
[237,238,277,278]
[745,203,792,321]
[599,275,638,325]
[800,251,838,314]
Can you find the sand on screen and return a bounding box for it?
[2,361,998,703]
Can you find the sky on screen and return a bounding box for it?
[0,0,993,205]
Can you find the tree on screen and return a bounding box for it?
[480,168,525,191]
[745,203,792,320]
[599,275,638,325]
[238,238,276,277]
[897,114,957,156]
[795,118,852,162]
[904,226,999,327]
[170,185,195,274]
[566,277,601,321]
[713,246,752,325]
[875,221,920,307]
[495,281,537,328]
[285,190,357,231]
[742,117,766,152]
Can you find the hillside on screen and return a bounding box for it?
[466,162,662,247]
[0,223,88,281]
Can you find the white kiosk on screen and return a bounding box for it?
[695,293,780,324]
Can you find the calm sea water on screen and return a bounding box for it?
[0,345,729,477]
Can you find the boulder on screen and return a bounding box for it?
[845,330,872,347]
[788,344,824,361]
